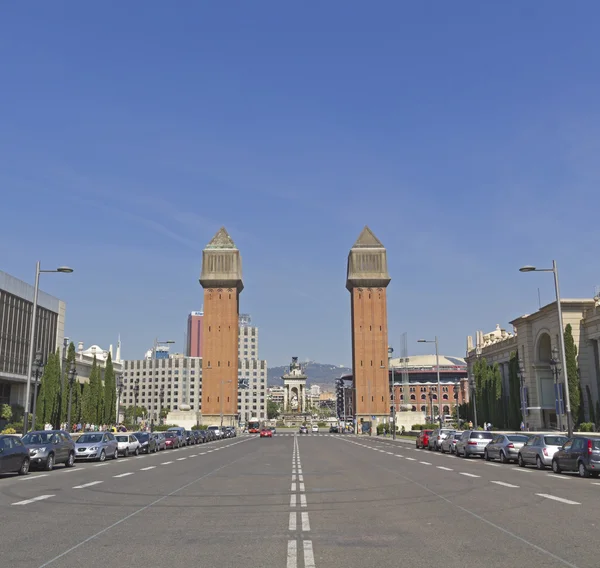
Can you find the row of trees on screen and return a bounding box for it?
[34,341,118,428]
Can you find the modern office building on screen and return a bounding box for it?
[0,270,66,408]
[186,311,204,358]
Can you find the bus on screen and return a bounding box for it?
[248,418,261,433]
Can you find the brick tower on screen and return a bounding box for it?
[199,227,243,427]
[346,226,391,433]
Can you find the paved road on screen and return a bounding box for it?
[1,432,596,568]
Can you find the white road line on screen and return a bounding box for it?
[292,474,296,481]
[161,461,173,465]
[291,483,297,491]
[199,452,206,455]
[140,466,156,471]
[459,472,480,478]
[592,482,600,486]
[491,481,520,488]
[419,461,432,465]
[485,463,501,467]
[287,540,297,568]
[437,466,453,471]
[548,474,570,480]
[19,473,49,481]
[303,540,316,568]
[189,454,197,458]
[12,494,55,506]
[113,472,134,478]
[93,463,109,467]
[288,512,296,530]
[298,474,304,482]
[299,483,305,491]
[176,457,187,461]
[396,455,404,458]
[73,481,103,489]
[301,512,310,531]
[290,494,297,507]
[300,494,307,507]
[386,451,393,454]
[536,493,581,505]
[512,467,532,473]
[405,457,416,461]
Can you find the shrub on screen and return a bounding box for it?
[4,421,23,433]
[317,421,327,428]
[578,422,595,432]
[1,403,12,421]
[1,427,16,435]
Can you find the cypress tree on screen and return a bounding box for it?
[87,356,102,424]
[35,351,61,427]
[61,342,77,424]
[103,353,116,424]
[81,379,92,424]
[564,324,581,426]
[491,363,503,427]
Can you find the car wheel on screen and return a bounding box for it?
[551,459,561,474]
[18,458,30,475]
[45,453,55,471]
[99,450,106,462]
[125,448,129,457]
[66,452,75,468]
[578,462,590,478]
[113,448,119,460]
[500,451,508,464]
[134,447,139,456]
[518,454,525,468]
[536,456,545,470]
[484,449,490,461]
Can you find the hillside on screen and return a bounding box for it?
[267,361,352,389]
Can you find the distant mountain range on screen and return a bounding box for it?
[267,361,352,389]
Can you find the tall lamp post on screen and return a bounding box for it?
[116,375,124,426]
[159,385,165,426]
[517,361,526,427]
[388,346,396,439]
[550,348,564,432]
[453,383,460,426]
[23,262,73,434]
[133,378,140,428]
[30,351,44,431]
[66,362,77,429]
[520,261,573,436]
[418,337,441,428]
[57,336,69,429]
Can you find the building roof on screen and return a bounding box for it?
[389,354,466,368]
[205,227,237,250]
[352,226,384,249]
[0,270,62,312]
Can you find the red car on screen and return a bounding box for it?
[260,428,273,438]
[416,430,433,449]
[164,432,179,449]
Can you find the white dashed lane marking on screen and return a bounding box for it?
[113,472,134,478]
[491,481,520,488]
[12,494,55,506]
[73,481,103,489]
[536,493,581,505]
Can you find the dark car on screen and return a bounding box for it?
[21,430,76,470]
[0,435,30,475]
[329,426,339,433]
[191,430,202,444]
[164,431,180,449]
[184,431,194,445]
[552,436,600,478]
[299,425,308,434]
[134,432,158,453]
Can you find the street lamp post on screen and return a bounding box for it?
[388,347,396,440]
[453,383,460,426]
[30,351,44,431]
[66,362,77,429]
[517,361,526,428]
[133,378,140,428]
[23,262,73,434]
[520,261,573,436]
[159,385,165,425]
[550,348,564,432]
[418,337,441,428]
[116,375,124,426]
[58,336,69,429]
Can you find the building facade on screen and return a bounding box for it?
[186,311,204,358]
[0,271,66,408]
[346,226,391,431]
[199,227,243,426]
[466,296,600,431]
[237,314,267,423]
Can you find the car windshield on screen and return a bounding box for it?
[135,433,149,441]
[78,434,103,444]
[165,432,176,438]
[470,432,493,439]
[544,436,568,446]
[22,432,54,444]
[116,436,128,442]
[208,426,219,431]
[453,433,463,440]
[507,435,529,443]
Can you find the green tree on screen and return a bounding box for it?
[267,400,280,420]
[103,353,116,424]
[564,324,581,425]
[87,356,102,424]
[35,350,61,427]
[60,342,77,424]
[124,405,147,423]
[81,379,93,424]
[1,403,12,422]
[490,363,503,427]
[71,381,82,424]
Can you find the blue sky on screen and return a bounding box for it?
[1,2,599,368]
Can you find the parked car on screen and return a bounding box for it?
[133,432,158,453]
[191,431,202,445]
[329,426,339,433]
[311,424,319,433]
[167,427,187,446]
[260,428,273,438]
[484,434,530,463]
[0,434,30,475]
[164,431,180,449]
[115,434,141,457]
[552,436,600,477]
[455,430,493,458]
[21,430,76,470]
[184,431,194,445]
[428,429,455,451]
[207,426,222,440]
[440,431,463,454]
[153,432,166,451]
[299,425,308,434]
[75,432,119,462]
[416,430,433,449]
[518,434,568,469]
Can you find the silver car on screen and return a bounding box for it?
[428,428,455,451]
[484,434,530,463]
[75,432,119,461]
[115,434,141,457]
[518,434,569,469]
[456,430,493,458]
[21,430,76,470]
[440,431,463,454]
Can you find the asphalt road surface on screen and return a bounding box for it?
[1,432,596,568]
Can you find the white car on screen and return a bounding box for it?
[115,434,141,457]
[311,424,319,433]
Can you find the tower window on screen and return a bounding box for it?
[217,397,220,402]
[371,396,374,402]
